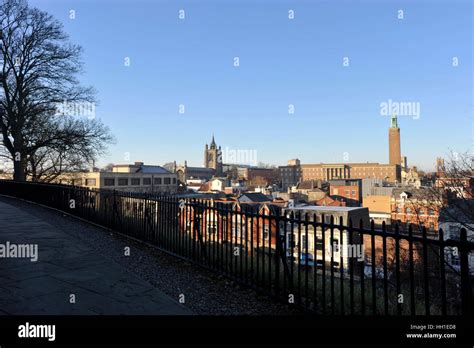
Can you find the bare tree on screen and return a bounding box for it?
[102,162,115,172]
[162,162,176,173]
[257,161,276,169]
[399,152,473,234]
[433,151,473,232]
[0,0,112,181]
[27,117,112,182]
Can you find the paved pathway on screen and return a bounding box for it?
[0,200,192,315]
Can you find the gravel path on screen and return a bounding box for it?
[0,195,300,315]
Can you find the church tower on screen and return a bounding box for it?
[204,135,223,176]
[389,114,401,166]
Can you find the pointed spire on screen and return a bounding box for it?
[210,134,216,148]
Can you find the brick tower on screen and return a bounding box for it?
[389,114,401,166]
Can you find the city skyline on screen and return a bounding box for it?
[29,0,472,172]
[0,1,472,341]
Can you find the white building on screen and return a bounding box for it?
[282,206,370,270]
[209,177,230,192]
[439,203,474,275]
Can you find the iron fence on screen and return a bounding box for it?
[0,180,472,316]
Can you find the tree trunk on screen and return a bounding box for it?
[12,148,26,181]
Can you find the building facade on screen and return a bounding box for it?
[175,161,215,183]
[301,163,401,183]
[61,162,178,193]
[329,179,362,207]
[241,167,276,186]
[283,206,370,269]
[390,187,443,235]
[362,195,392,227]
[298,115,403,183]
[439,202,474,275]
[279,159,301,190]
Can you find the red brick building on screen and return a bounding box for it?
[241,167,277,186]
[177,199,283,252]
[329,179,362,207]
[390,187,444,235]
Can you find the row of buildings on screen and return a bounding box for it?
[0,114,471,275]
[58,115,406,197]
[33,116,471,247]
[280,115,406,189]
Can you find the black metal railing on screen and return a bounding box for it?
[0,180,472,316]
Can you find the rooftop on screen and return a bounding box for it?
[138,165,171,174]
[285,205,367,212]
[238,192,272,203]
[301,162,396,167]
[111,162,171,174]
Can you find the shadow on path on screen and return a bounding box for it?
[0,200,192,315]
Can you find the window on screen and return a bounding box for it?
[207,223,217,235]
[428,209,435,216]
[104,178,115,186]
[263,226,269,240]
[406,208,412,214]
[287,233,296,248]
[72,179,82,186]
[85,178,96,186]
[164,177,171,185]
[315,236,323,250]
[173,178,177,184]
[345,190,350,195]
[300,234,309,250]
[131,178,140,186]
[396,207,401,213]
[233,225,242,238]
[154,178,162,185]
[329,237,339,253]
[352,190,356,195]
[143,178,151,185]
[118,178,128,186]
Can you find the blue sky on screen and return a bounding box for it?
[30,0,472,171]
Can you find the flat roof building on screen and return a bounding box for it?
[58,162,178,194]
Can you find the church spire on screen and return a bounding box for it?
[210,134,216,148]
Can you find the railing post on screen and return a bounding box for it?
[272,212,280,298]
[460,228,472,318]
[112,189,122,231]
